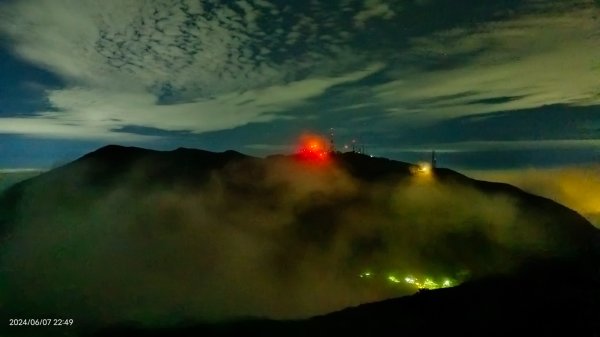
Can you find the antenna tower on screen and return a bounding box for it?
[329,128,335,152]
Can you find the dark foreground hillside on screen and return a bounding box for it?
[95,267,600,337]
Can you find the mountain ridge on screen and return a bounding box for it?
[1,144,599,336]
[2,144,599,260]
[2,144,599,259]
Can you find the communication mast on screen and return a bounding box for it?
[329,128,336,152]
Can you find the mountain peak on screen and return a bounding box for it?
[1,144,599,335]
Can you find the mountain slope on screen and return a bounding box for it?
[1,145,599,336]
[94,271,600,337]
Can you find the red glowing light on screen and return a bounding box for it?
[297,134,330,162]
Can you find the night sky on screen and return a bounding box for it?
[0,0,599,169]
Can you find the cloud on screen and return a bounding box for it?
[0,0,267,94]
[469,165,600,228]
[1,0,599,154]
[354,0,396,27]
[374,5,600,121]
[0,64,383,139]
[383,139,600,154]
[0,0,380,139]
[0,117,155,140]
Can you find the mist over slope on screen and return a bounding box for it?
[0,170,43,193]
[471,166,600,228]
[0,145,598,328]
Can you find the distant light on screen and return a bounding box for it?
[402,275,454,289]
[387,275,401,283]
[423,278,437,289]
[296,134,330,163]
[410,162,432,176]
[418,162,431,174]
[362,270,458,290]
[359,271,373,279]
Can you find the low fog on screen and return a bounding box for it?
[471,166,600,228]
[0,170,43,192]
[0,156,578,326]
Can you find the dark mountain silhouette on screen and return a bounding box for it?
[1,145,600,337]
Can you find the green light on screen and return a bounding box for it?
[359,271,373,278]
[423,278,437,288]
[387,275,401,283]
[361,270,458,289]
[402,275,455,290]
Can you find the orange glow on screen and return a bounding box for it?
[296,134,330,162]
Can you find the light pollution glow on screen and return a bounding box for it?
[470,166,600,228]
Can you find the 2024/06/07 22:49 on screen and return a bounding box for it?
[9,318,74,326]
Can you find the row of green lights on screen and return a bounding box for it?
[402,275,453,289]
[359,271,455,290]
